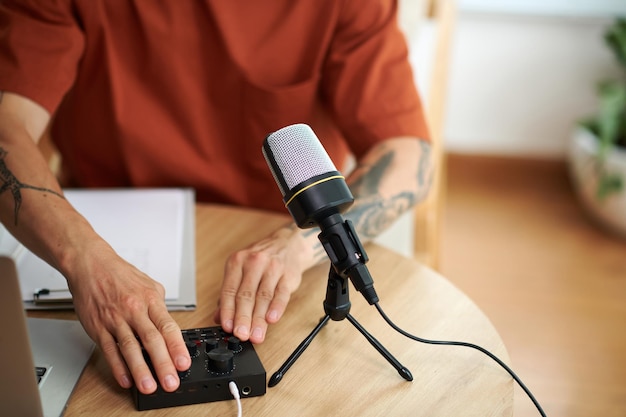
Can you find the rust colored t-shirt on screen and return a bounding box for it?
[0,0,429,213]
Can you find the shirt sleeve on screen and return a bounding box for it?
[0,0,85,114]
[321,0,430,158]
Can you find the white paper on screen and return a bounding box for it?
[7,188,189,303]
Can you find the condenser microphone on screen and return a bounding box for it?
[262,124,379,304]
[262,123,354,229]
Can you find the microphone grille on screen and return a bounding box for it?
[263,124,337,195]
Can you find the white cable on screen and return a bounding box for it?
[228,381,242,417]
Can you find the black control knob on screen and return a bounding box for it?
[205,338,219,353]
[207,348,234,373]
[227,336,241,352]
[186,341,198,357]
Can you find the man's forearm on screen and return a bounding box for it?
[0,91,93,274]
[345,138,432,240]
[301,137,433,267]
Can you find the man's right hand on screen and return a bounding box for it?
[0,91,190,394]
[66,241,192,394]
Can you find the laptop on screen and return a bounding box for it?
[0,256,95,417]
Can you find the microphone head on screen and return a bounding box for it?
[263,124,336,197]
[262,124,354,228]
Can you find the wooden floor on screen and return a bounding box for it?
[439,154,626,417]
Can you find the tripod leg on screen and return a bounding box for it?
[268,315,331,387]
[346,314,413,381]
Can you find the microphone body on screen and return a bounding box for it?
[262,124,379,304]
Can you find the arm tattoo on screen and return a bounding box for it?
[346,192,415,239]
[346,141,432,239]
[289,141,432,265]
[0,147,64,225]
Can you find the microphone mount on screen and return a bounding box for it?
[268,266,412,387]
[317,213,378,305]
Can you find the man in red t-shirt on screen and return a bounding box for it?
[0,1,431,395]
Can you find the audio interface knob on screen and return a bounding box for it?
[207,348,234,373]
[205,338,219,353]
[227,336,241,352]
[186,341,198,356]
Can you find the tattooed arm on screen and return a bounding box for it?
[333,138,431,259]
[215,137,432,343]
[0,92,191,395]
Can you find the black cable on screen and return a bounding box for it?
[374,302,547,417]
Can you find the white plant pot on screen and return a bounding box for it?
[568,127,626,238]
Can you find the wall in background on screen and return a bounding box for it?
[442,3,623,158]
[458,0,624,19]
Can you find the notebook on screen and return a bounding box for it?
[0,256,95,417]
[0,188,196,311]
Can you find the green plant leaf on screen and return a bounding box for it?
[579,18,626,201]
[597,171,624,200]
[596,80,626,159]
[604,17,626,69]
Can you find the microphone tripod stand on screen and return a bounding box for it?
[268,266,413,387]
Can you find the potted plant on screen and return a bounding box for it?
[569,17,626,237]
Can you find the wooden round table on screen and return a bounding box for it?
[32,204,514,416]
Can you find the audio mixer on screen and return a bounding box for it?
[132,326,266,411]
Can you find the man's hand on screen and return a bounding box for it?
[67,243,192,395]
[1,92,194,395]
[212,138,431,345]
[213,226,317,344]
